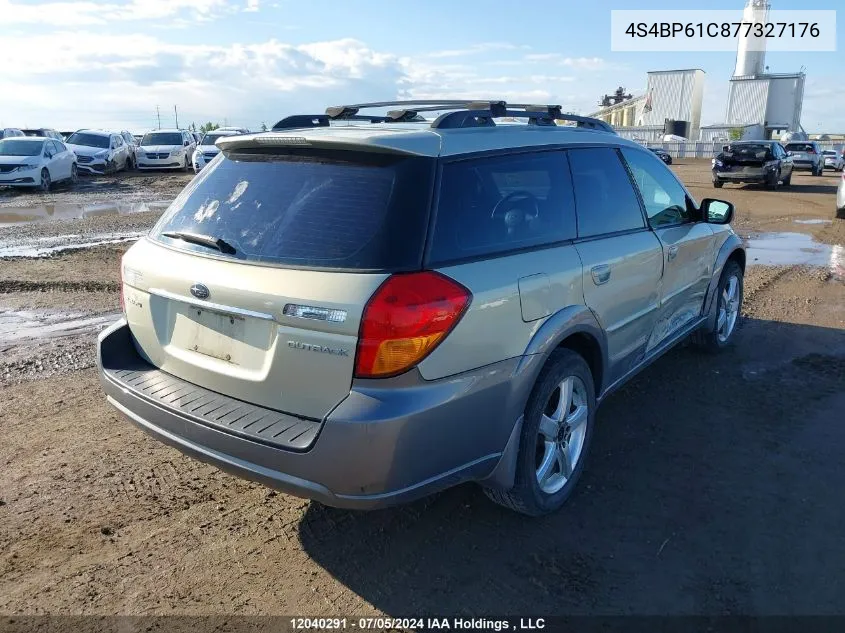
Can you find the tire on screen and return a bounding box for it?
[665,156,673,165]
[39,168,51,192]
[836,207,845,220]
[766,170,780,189]
[713,178,724,189]
[183,155,190,172]
[70,163,78,186]
[484,348,596,516]
[692,260,743,352]
[782,171,792,186]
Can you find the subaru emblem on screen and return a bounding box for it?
[190,283,210,300]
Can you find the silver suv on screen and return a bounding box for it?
[784,141,824,176]
[97,100,745,516]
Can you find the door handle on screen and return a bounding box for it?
[591,264,611,285]
[667,245,679,261]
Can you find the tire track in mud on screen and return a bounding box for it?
[742,264,800,308]
[0,279,119,293]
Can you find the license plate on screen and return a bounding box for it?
[187,308,245,363]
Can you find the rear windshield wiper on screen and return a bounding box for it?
[161,231,237,255]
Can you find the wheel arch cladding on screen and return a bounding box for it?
[520,305,608,396]
[727,247,746,273]
[557,332,603,396]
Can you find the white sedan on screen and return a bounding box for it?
[0,137,77,191]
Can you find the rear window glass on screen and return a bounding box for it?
[724,143,773,158]
[151,148,434,271]
[428,151,576,265]
[786,143,815,152]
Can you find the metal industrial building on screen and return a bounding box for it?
[589,69,705,141]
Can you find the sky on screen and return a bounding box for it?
[0,0,841,134]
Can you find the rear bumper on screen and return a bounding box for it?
[97,320,526,509]
[792,161,817,170]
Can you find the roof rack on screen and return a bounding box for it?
[325,100,615,133]
[271,114,395,130]
[273,101,615,133]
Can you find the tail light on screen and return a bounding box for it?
[807,149,816,154]
[354,271,471,378]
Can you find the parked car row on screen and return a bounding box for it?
[0,125,253,188]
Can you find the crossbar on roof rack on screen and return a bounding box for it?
[269,100,616,133]
[272,114,392,130]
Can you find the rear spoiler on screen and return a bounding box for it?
[215,132,438,157]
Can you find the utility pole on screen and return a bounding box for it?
[156,106,161,130]
[174,105,179,129]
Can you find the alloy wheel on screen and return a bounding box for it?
[717,274,740,343]
[535,376,589,495]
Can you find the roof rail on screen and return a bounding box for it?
[268,100,617,133]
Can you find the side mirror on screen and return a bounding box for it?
[701,198,734,225]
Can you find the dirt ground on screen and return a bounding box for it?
[1,161,844,618]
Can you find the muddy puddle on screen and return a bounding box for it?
[793,219,833,225]
[745,232,844,275]
[0,231,145,258]
[0,308,118,344]
[0,200,170,226]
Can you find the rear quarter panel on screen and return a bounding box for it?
[419,245,583,380]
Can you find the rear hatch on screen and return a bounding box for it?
[785,143,815,164]
[121,143,435,420]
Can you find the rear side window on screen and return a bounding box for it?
[567,148,645,238]
[428,150,576,264]
[151,148,434,271]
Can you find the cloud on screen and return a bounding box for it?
[0,33,407,130]
[523,54,610,70]
[425,42,528,59]
[0,0,250,26]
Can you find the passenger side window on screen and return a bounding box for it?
[567,147,645,238]
[428,151,577,264]
[50,141,63,154]
[621,147,692,227]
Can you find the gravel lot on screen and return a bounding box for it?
[1,162,844,617]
